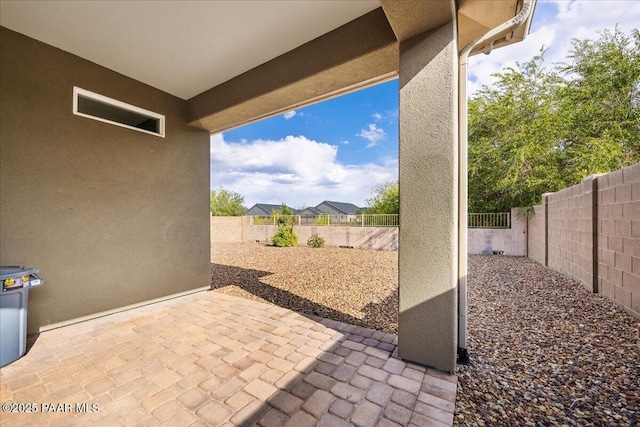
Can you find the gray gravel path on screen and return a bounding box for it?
[211,243,639,426]
[456,255,639,426]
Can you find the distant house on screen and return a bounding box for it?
[248,202,363,216]
[316,201,363,216]
[298,206,321,216]
[245,203,293,216]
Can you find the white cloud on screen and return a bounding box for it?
[357,124,386,148]
[372,112,383,121]
[283,110,297,119]
[340,140,350,145]
[210,133,397,207]
[468,0,640,95]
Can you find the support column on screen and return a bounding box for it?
[398,20,458,372]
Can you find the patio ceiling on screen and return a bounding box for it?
[0,0,380,100]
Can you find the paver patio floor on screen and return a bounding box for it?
[0,290,456,426]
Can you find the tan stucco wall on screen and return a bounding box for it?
[210,216,398,251]
[248,225,398,251]
[210,216,249,244]
[0,27,211,333]
[467,208,527,256]
[398,19,458,372]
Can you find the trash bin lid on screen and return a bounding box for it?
[0,266,40,280]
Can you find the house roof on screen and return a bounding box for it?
[301,207,322,214]
[247,204,291,215]
[318,201,362,215]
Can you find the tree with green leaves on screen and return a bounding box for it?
[468,50,566,212]
[557,27,640,184]
[365,181,399,214]
[468,27,640,212]
[209,187,247,216]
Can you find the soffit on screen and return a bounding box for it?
[379,0,530,55]
[458,0,529,54]
[0,0,380,100]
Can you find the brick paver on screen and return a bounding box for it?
[330,398,355,418]
[302,390,335,418]
[0,290,456,426]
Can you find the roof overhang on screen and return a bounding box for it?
[0,0,534,133]
[458,0,536,56]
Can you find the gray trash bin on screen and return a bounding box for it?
[1,266,43,368]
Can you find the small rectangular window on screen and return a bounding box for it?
[73,87,165,137]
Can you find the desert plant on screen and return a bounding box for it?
[270,226,298,247]
[307,233,325,248]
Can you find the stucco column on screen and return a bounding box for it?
[398,21,458,372]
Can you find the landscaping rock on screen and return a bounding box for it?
[456,256,640,426]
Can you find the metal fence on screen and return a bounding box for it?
[468,212,511,229]
[251,213,509,228]
[251,214,399,227]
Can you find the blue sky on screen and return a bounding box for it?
[210,81,399,209]
[211,1,640,209]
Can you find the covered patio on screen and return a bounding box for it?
[0,2,537,423]
[0,291,456,426]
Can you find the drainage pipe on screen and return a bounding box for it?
[457,0,536,361]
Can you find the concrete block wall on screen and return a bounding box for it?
[467,208,527,256]
[547,175,597,292]
[597,164,640,317]
[527,163,640,318]
[527,202,547,265]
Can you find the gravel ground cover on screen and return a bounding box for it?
[457,255,640,426]
[211,243,639,425]
[211,242,399,333]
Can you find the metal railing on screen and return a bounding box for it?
[251,214,399,227]
[253,213,508,228]
[468,212,511,229]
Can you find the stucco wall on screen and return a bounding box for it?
[467,208,526,256]
[210,217,398,251]
[0,27,211,333]
[527,164,640,318]
[397,21,458,372]
[210,216,249,244]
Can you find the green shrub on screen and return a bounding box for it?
[307,233,325,248]
[270,226,298,247]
